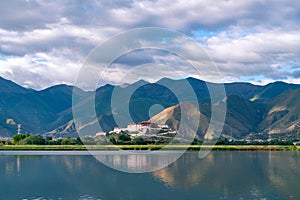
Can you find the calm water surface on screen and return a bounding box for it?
[0,151,300,200]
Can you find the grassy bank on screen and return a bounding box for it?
[1,144,300,151]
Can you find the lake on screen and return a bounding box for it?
[0,151,299,200]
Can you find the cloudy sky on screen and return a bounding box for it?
[0,0,300,89]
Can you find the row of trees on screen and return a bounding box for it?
[107,131,176,145]
[108,135,300,145]
[1,133,299,146]
[213,138,297,146]
[12,134,83,145]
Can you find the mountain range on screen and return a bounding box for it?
[1,76,300,140]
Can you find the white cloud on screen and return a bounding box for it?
[0,0,300,88]
[0,50,81,89]
[203,30,300,81]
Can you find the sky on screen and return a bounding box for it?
[0,0,300,90]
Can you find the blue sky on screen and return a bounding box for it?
[0,0,300,89]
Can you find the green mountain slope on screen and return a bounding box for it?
[222,95,265,138]
[251,81,300,101]
[150,96,265,139]
[0,76,300,139]
[259,88,300,135]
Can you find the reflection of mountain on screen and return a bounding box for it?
[151,152,300,199]
[2,76,300,139]
[2,152,300,199]
[267,152,300,198]
[152,152,214,188]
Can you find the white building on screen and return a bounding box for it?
[110,122,174,136]
[96,132,106,136]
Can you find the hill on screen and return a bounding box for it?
[259,88,300,137]
[150,96,265,139]
[1,76,300,139]
[250,81,300,101]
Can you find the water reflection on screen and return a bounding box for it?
[267,152,300,199]
[153,153,214,188]
[5,160,14,175]
[5,156,26,176]
[92,151,183,173]
[153,152,300,199]
[4,155,45,176]
[0,151,300,199]
[20,195,101,200]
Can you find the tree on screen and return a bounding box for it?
[33,134,46,145]
[13,134,29,144]
[45,136,53,144]
[118,134,131,142]
[46,140,57,145]
[76,137,83,145]
[132,137,146,145]
[56,139,63,145]
[81,137,96,145]
[19,134,45,145]
[109,136,117,144]
[5,140,12,145]
[61,137,77,145]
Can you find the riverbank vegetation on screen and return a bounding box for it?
[0,134,300,151]
[0,144,300,151]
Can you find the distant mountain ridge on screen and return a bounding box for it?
[1,76,300,139]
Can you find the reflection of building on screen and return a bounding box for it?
[94,152,182,173]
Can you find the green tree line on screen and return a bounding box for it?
[0,133,298,146]
[12,134,83,145]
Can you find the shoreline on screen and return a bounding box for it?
[1,145,300,151]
